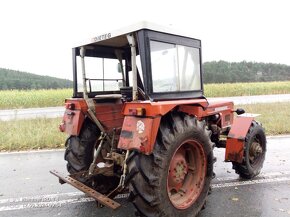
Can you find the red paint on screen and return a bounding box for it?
[118,116,161,154]
[95,104,124,131]
[62,109,85,136]
[167,140,206,209]
[225,116,254,163]
[61,98,124,135]
[119,99,235,154]
[122,99,209,117]
[179,100,234,128]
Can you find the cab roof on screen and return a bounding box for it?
[75,21,196,48]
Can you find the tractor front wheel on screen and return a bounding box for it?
[127,113,214,217]
[232,121,267,179]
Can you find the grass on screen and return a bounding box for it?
[0,118,67,151]
[204,81,290,97]
[0,102,289,151]
[0,89,72,109]
[239,102,290,135]
[0,81,290,109]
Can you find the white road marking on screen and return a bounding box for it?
[0,197,94,212]
[215,170,290,182]
[0,172,290,212]
[0,192,82,204]
[0,193,129,212]
[212,176,290,189]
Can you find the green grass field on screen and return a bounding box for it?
[240,103,290,135]
[0,81,290,109]
[204,81,290,97]
[0,81,289,151]
[0,89,72,109]
[0,117,66,151]
[0,102,289,151]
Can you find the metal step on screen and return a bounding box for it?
[50,170,121,210]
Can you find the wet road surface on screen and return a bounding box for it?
[0,136,289,217]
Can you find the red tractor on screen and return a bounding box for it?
[51,22,267,217]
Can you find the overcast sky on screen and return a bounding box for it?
[1,0,289,80]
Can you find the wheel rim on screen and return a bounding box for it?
[167,139,207,209]
[249,135,265,167]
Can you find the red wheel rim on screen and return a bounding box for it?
[167,139,207,209]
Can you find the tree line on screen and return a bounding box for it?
[203,61,290,83]
[1,61,290,90]
[0,68,73,90]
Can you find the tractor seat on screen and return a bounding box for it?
[94,94,122,99]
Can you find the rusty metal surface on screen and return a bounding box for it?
[61,99,87,136]
[49,170,120,210]
[167,140,207,209]
[95,103,124,131]
[61,109,85,136]
[61,98,124,135]
[225,116,254,163]
[118,116,161,154]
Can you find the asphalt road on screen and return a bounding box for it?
[0,136,290,217]
[1,94,290,121]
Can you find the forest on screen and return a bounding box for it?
[203,61,290,83]
[0,68,72,90]
[1,60,290,90]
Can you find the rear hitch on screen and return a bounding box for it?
[50,170,121,210]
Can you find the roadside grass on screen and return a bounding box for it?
[0,118,67,151]
[0,102,289,151]
[239,102,290,135]
[0,81,290,109]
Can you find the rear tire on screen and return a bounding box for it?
[64,119,120,193]
[64,119,99,175]
[127,113,214,217]
[232,121,267,179]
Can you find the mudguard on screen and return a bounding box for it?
[225,116,254,163]
[117,116,161,155]
[59,109,85,136]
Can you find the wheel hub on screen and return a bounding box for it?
[169,153,188,186]
[250,142,263,158]
[167,140,206,210]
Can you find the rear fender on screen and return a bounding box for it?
[59,99,87,136]
[225,116,254,163]
[117,116,161,155]
[59,109,85,136]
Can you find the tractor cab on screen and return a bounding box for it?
[72,21,203,102]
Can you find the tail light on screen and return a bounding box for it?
[65,103,75,110]
[128,108,146,116]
